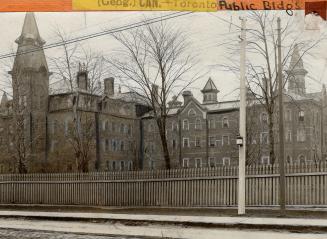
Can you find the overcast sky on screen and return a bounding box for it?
[0,11,326,102]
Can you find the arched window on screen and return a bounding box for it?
[195,118,201,129]
[286,155,292,164]
[183,119,189,130]
[188,108,196,117]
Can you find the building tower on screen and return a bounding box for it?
[201,77,219,104]
[10,13,50,168]
[287,44,308,96]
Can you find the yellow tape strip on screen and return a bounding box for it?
[73,0,218,11]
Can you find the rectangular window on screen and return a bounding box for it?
[297,129,306,142]
[222,157,231,166]
[111,161,117,171]
[149,160,155,170]
[120,161,124,171]
[286,109,292,121]
[299,111,305,122]
[286,130,292,142]
[260,132,269,144]
[64,120,69,136]
[183,120,189,130]
[222,135,229,145]
[209,136,215,147]
[222,117,229,128]
[50,140,57,152]
[195,119,201,130]
[195,137,201,147]
[261,156,270,165]
[209,157,216,167]
[182,158,190,168]
[105,139,110,152]
[128,161,133,171]
[261,113,268,123]
[172,139,177,149]
[208,119,215,129]
[195,158,202,168]
[183,138,189,148]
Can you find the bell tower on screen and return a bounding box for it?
[287,44,308,96]
[10,13,50,168]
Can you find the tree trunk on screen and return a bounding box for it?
[157,118,171,169]
[268,111,276,165]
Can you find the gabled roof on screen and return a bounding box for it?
[201,77,219,93]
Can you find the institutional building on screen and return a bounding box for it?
[0,13,326,173]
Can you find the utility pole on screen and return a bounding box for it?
[277,17,286,213]
[238,17,247,215]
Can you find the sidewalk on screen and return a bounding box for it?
[1,208,327,232]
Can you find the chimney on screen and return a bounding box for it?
[104,77,115,96]
[182,91,193,105]
[77,63,88,91]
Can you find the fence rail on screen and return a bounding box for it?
[0,162,327,207]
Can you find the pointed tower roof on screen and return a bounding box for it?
[288,44,307,75]
[15,12,45,46]
[201,77,219,93]
[12,13,48,72]
[0,92,8,108]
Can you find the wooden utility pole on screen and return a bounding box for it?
[238,17,247,215]
[277,17,286,213]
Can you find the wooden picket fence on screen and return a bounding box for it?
[0,162,327,207]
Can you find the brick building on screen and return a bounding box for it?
[0,13,150,173]
[141,47,327,169]
[0,13,326,173]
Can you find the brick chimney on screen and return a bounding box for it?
[77,63,88,91]
[182,91,193,105]
[104,77,115,96]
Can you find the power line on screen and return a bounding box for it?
[0,12,192,61]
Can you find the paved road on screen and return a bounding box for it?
[0,229,151,239]
[0,218,327,239]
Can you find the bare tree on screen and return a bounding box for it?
[49,28,108,172]
[217,12,326,164]
[107,20,202,169]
